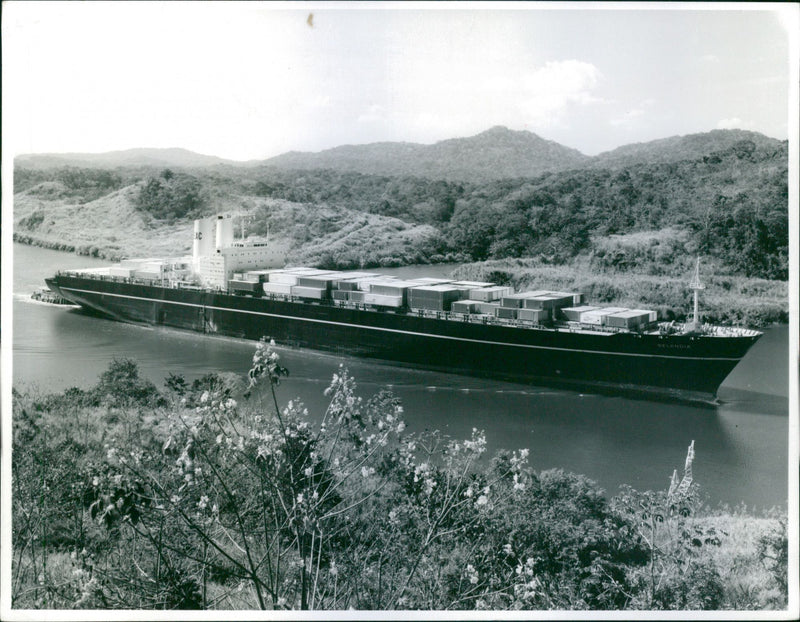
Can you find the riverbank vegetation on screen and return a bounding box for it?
[12,343,788,611]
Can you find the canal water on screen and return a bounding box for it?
[9,243,791,509]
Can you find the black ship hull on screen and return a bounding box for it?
[46,274,761,401]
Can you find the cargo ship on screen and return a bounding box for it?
[44,215,762,402]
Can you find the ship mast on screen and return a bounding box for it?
[688,256,705,330]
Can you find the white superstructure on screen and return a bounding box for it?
[193,215,286,289]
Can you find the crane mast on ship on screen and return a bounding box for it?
[688,256,705,332]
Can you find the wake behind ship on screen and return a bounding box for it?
[45,215,761,402]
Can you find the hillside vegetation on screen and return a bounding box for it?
[267,126,590,181]
[13,128,788,323]
[12,345,788,611]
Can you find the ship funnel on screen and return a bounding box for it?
[193,217,215,261]
[215,215,234,251]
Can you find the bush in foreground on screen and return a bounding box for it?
[11,342,788,610]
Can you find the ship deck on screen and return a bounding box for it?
[56,268,761,340]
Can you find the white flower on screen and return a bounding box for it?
[466,564,479,584]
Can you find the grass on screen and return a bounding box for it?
[691,511,787,609]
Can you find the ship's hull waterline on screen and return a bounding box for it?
[46,274,761,402]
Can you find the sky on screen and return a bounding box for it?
[2,1,797,160]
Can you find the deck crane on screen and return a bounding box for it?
[688,256,705,332]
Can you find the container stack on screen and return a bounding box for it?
[290,285,328,300]
[518,308,549,323]
[229,279,262,294]
[262,268,331,296]
[332,272,380,290]
[603,309,658,329]
[116,258,166,281]
[451,300,502,315]
[369,280,419,306]
[561,306,600,322]
[363,292,404,308]
[408,285,466,311]
[469,285,513,302]
[410,277,454,286]
[242,270,272,282]
[578,307,628,326]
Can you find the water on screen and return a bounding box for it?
[10,243,790,509]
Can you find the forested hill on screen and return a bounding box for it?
[13,128,789,287]
[15,147,234,170]
[590,129,784,170]
[266,126,590,182]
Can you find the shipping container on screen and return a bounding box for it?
[370,280,418,295]
[349,277,388,291]
[263,282,293,296]
[522,296,559,310]
[500,294,528,308]
[332,290,350,301]
[579,307,628,326]
[452,280,495,288]
[470,286,513,302]
[296,275,340,289]
[364,293,403,308]
[451,300,480,314]
[291,286,327,300]
[409,277,454,285]
[517,292,579,310]
[408,285,464,311]
[242,270,272,283]
[268,272,300,286]
[496,307,519,320]
[604,309,658,329]
[476,302,501,314]
[332,272,379,288]
[133,270,162,280]
[348,291,366,303]
[560,306,600,322]
[518,308,549,323]
[631,309,659,323]
[336,280,358,292]
[229,280,262,293]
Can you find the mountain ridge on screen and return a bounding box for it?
[15,127,785,182]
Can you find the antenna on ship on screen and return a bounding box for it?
[689,256,705,331]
